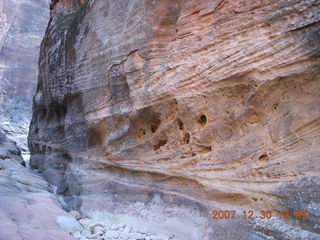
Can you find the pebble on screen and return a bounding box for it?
[94,226,105,235]
[90,223,105,234]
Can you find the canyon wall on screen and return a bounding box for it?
[29,0,320,239]
[0,0,49,100]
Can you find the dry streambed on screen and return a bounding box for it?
[59,210,178,240]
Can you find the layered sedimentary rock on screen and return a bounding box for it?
[29,0,320,239]
[0,0,49,100]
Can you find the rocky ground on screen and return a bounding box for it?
[60,210,178,240]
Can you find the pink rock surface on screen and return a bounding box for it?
[0,159,74,240]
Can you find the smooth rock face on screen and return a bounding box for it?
[0,129,75,240]
[56,216,81,233]
[29,0,320,239]
[0,0,49,100]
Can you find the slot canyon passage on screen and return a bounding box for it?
[0,0,320,239]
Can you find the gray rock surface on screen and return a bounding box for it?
[0,0,50,99]
[0,130,25,166]
[0,97,32,162]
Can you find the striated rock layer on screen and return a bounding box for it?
[29,0,320,239]
[0,0,50,100]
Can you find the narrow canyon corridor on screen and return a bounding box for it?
[1,0,320,239]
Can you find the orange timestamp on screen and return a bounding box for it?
[210,210,309,220]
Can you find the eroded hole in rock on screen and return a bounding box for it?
[259,153,269,163]
[177,118,184,130]
[39,106,47,121]
[198,114,207,126]
[87,126,104,147]
[53,104,61,122]
[62,151,73,163]
[47,147,52,154]
[60,104,67,119]
[136,128,147,140]
[45,102,67,124]
[183,132,190,144]
[46,107,53,121]
[248,114,259,124]
[34,143,40,152]
[153,138,168,150]
[273,104,278,110]
[203,145,212,152]
[150,118,161,133]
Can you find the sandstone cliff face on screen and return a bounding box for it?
[29,0,320,239]
[0,0,49,100]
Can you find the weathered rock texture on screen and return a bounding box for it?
[0,97,33,162]
[0,130,25,166]
[0,0,49,100]
[29,0,320,239]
